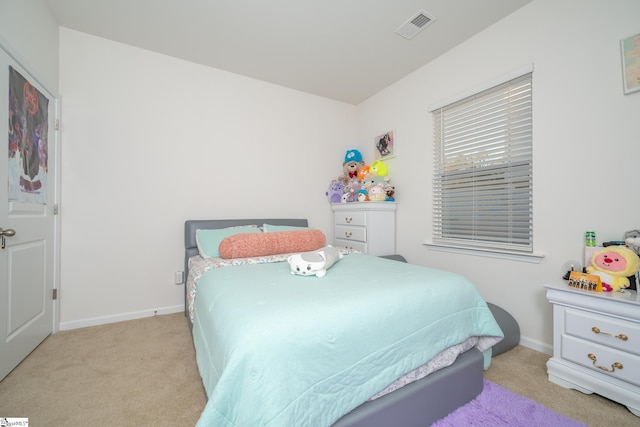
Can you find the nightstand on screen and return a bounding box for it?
[544,282,640,416]
[331,202,396,256]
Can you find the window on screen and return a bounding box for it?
[432,72,533,253]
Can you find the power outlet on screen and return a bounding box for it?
[175,270,184,285]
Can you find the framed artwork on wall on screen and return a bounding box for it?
[374,130,395,160]
[621,31,640,95]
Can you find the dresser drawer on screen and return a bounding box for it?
[564,308,640,356]
[561,334,640,387]
[334,211,366,227]
[335,225,366,242]
[331,202,396,256]
[334,238,366,253]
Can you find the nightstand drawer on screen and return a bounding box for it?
[335,225,366,242]
[334,238,366,253]
[561,334,640,387]
[334,211,366,226]
[545,283,640,415]
[565,308,640,356]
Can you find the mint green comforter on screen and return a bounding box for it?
[192,253,503,426]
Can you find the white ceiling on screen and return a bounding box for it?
[43,0,532,104]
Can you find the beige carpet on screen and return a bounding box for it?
[485,345,638,427]
[0,313,638,426]
[0,313,206,426]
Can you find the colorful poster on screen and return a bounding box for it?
[622,32,640,94]
[8,66,49,204]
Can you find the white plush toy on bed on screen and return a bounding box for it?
[287,245,343,277]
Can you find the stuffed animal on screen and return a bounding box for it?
[338,149,364,185]
[287,245,343,277]
[626,236,640,256]
[586,246,640,291]
[325,180,344,204]
[359,173,377,190]
[342,180,360,203]
[356,165,370,183]
[624,229,640,256]
[367,183,386,201]
[384,184,395,201]
[370,160,388,177]
[357,187,369,202]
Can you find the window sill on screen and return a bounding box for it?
[423,242,545,264]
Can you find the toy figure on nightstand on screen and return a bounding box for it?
[586,246,640,291]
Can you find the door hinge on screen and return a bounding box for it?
[55,118,60,131]
[53,289,58,300]
[54,204,59,215]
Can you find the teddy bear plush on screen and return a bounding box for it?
[287,245,343,277]
[337,149,364,185]
[586,246,640,291]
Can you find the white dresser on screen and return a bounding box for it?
[544,282,640,416]
[331,202,396,256]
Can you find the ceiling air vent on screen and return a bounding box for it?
[394,10,437,40]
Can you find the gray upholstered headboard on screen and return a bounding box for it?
[183,218,308,316]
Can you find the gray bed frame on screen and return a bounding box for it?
[184,219,484,427]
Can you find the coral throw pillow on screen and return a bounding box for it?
[219,229,326,259]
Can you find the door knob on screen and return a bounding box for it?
[0,228,16,237]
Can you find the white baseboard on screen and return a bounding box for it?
[519,335,553,355]
[58,308,556,357]
[58,305,184,331]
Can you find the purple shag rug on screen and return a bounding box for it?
[432,380,587,426]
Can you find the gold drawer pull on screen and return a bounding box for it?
[344,231,352,238]
[587,353,623,372]
[591,327,628,341]
[345,217,352,223]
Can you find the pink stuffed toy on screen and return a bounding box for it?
[586,246,640,291]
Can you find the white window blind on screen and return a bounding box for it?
[432,72,533,252]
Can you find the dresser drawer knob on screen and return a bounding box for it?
[345,217,352,224]
[344,231,352,238]
[591,327,628,341]
[587,353,623,372]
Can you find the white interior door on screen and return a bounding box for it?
[0,43,58,381]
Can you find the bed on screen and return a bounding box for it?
[184,219,503,427]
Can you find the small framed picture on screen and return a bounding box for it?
[567,271,602,292]
[621,32,640,95]
[374,130,395,160]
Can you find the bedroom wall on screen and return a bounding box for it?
[57,28,356,328]
[6,0,638,354]
[356,0,640,353]
[0,1,59,94]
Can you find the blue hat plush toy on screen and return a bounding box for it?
[338,149,365,186]
[345,149,363,163]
